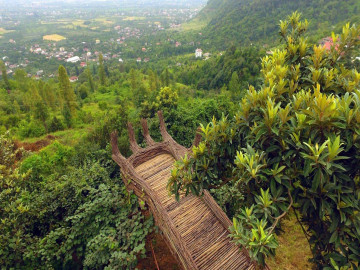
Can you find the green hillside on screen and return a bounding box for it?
[198,0,360,49]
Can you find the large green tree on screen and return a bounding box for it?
[0,60,11,90]
[229,71,240,94]
[98,53,106,86]
[58,65,77,115]
[169,13,360,268]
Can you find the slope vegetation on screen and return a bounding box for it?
[198,0,360,49]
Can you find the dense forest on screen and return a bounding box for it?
[1,0,360,269]
[198,0,360,49]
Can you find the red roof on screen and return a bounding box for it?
[322,37,340,52]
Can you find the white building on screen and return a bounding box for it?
[119,58,123,62]
[195,48,203,58]
[66,56,80,63]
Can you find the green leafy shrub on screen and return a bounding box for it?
[98,101,109,111]
[20,141,75,183]
[18,119,46,139]
[48,116,65,132]
[169,13,360,268]
[1,135,153,269]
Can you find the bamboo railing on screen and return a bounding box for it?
[110,111,261,270]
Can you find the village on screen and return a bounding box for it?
[0,2,206,80]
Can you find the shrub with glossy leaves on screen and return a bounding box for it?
[168,13,360,268]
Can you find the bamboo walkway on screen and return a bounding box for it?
[111,111,258,270]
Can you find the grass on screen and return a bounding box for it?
[267,212,314,270]
[19,127,91,147]
[43,34,66,41]
[179,18,208,32]
[0,28,15,35]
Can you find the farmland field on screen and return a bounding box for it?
[123,16,146,21]
[43,34,66,41]
[0,28,15,35]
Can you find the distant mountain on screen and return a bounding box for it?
[197,0,360,49]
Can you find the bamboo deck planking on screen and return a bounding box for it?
[111,111,262,270]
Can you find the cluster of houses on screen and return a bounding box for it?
[1,56,29,75]
[195,49,211,60]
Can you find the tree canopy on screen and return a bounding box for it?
[168,13,360,268]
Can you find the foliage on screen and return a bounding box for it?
[48,116,65,133]
[177,46,263,92]
[18,119,46,139]
[198,0,360,49]
[0,135,153,269]
[59,65,77,115]
[168,14,360,268]
[0,60,11,90]
[99,53,107,86]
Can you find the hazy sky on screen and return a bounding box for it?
[0,0,207,10]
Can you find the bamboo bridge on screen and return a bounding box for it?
[110,111,259,270]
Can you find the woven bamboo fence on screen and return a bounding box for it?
[111,111,267,270]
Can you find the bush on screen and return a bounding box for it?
[1,136,153,269]
[48,116,65,132]
[98,101,108,111]
[18,120,46,139]
[169,13,360,268]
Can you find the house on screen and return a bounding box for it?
[96,39,100,44]
[136,57,142,63]
[142,47,147,52]
[119,58,124,62]
[66,56,80,63]
[195,48,203,58]
[80,62,87,67]
[144,58,150,63]
[69,76,78,82]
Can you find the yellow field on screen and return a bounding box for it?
[95,18,114,25]
[72,20,87,27]
[123,16,146,21]
[0,28,14,35]
[43,34,66,41]
[42,20,88,29]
